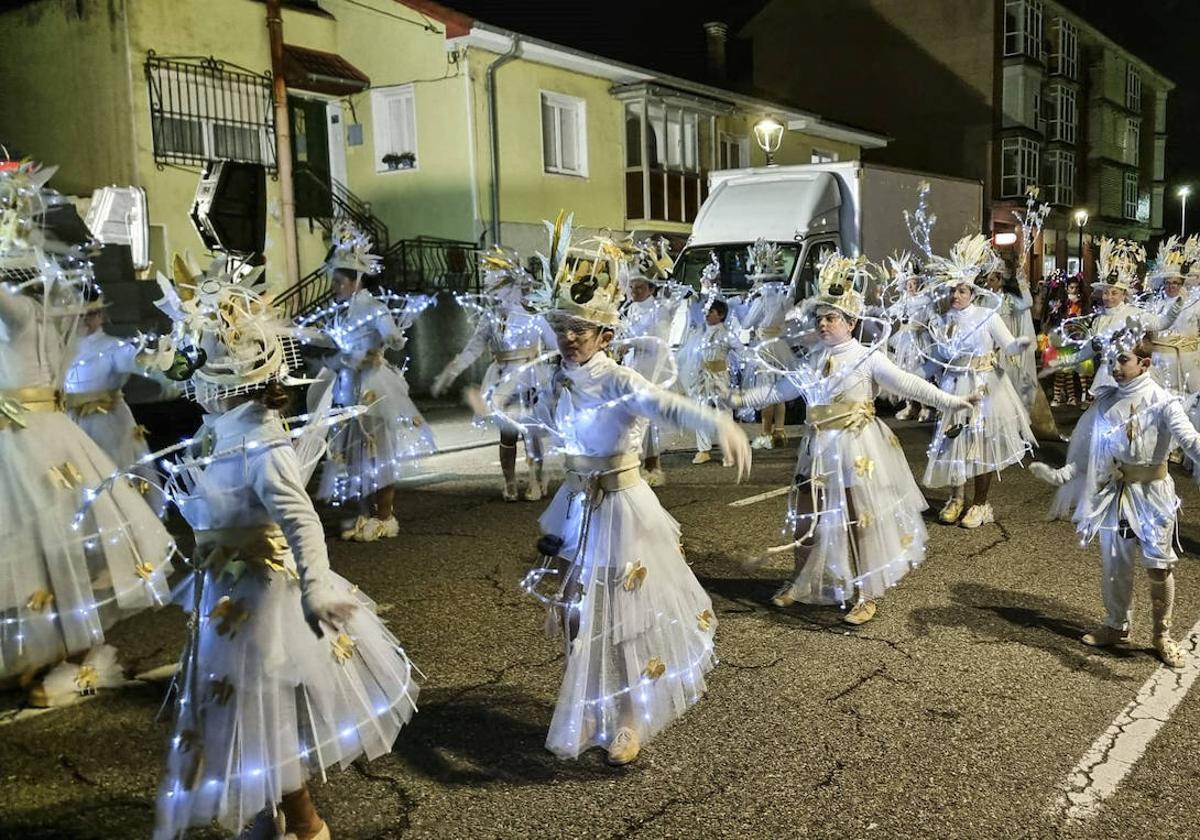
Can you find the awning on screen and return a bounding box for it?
[282,44,370,96]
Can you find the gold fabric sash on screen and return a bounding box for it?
[194,524,297,581]
[494,348,538,364]
[702,359,729,373]
[806,401,876,432]
[969,352,996,372]
[0,386,64,430]
[563,452,642,500]
[359,348,386,368]
[1115,462,1168,483]
[65,388,122,416]
[1151,335,1200,353]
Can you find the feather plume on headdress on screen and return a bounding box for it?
[324,221,383,276]
[1012,186,1051,282]
[812,251,870,319]
[927,234,1002,288]
[746,238,786,281]
[529,211,627,326]
[1147,235,1185,287]
[1093,237,1145,292]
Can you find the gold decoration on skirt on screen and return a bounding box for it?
[47,461,84,490]
[412,416,424,427]
[853,455,875,479]
[622,561,648,592]
[900,533,914,549]
[332,632,357,664]
[642,656,666,680]
[207,596,250,637]
[25,589,54,611]
[888,434,902,449]
[209,676,235,706]
[134,561,156,581]
[697,609,714,632]
[133,424,149,442]
[858,511,874,529]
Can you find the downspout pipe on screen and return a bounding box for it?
[485,35,521,246]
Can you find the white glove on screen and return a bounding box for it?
[1008,336,1033,353]
[430,368,456,398]
[1029,461,1063,486]
[715,414,752,482]
[301,582,358,639]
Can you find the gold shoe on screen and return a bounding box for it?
[1081,625,1129,648]
[771,430,788,448]
[692,450,712,465]
[770,585,797,608]
[606,727,641,766]
[1154,636,1185,669]
[938,497,965,524]
[843,600,878,625]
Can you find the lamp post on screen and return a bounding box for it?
[1180,186,1192,237]
[1073,209,1088,278]
[753,118,784,167]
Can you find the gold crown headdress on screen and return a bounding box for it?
[812,251,869,319]
[1149,235,1186,285]
[928,234,1003,288]
[324,221,383,276]
[532,211,627,326]
[746,238,786,281]
[1093,237,1145,292]
[627,236,673,285]
[479,245,533,295]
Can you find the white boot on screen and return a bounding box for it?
[28,645,125,708]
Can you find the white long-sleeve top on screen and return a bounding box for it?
[181,401,336,604]
[442,302,556,381]
[1055,301,1179,391]
[1041,373,1200,546]
[64,330,149,394]
[931,303,1026,366]
[553,351,723,458]
[739,338,969,414]
[739,281,792,337]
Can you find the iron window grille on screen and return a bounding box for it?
[145,52,277,172]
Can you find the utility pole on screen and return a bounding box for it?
[266,0,299,286]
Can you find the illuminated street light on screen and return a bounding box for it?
[753,118,784,167]
[1179,186,1192,237]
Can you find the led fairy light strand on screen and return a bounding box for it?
[903,180,937,263]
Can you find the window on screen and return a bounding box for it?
[620,87,715,223]
[1123,118,1140,166]
[1049,18,1077,78]
[1044,149,1075,206]
[811,149,839,164]
[541,91,588,177]
[371,84,417,173]
[719,133,747,169]
[145,55,275,170]
[1003,0,1043,58]
[1000,137,1040,197]
[1122,171,1139,219]
[1126,65,1142,111]
[1047,84,1076,143]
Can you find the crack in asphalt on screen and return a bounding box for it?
[824,665,911,703]
[352,758,418,837]
[607,768,749,839]
[57,754,99,787]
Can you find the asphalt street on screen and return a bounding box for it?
[3,406,1200,840]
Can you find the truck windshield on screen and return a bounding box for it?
[674,243,802,294]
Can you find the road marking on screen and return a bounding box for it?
[728,486,791,507]
[1056,624,1200,823]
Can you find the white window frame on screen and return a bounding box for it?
[1001,136,1040,197]
[718,132,748,170]
[1124,118,1140,166]
[371,84,418,174]
[1044,149,1075,206]
[1126,65,1142,112]
[1049,18,1077,78]
[1047,84,1076,143]
[540,91,588,178]
[1003,0,1043,58]
[1122,171,1139,220]
[810,148,839,164]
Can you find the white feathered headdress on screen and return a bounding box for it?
[746,238,786,281]
[1093,237,1144,292]
[324,221,383,276]
[927,234,1002,288]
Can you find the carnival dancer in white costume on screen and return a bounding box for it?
[502,224,751,766]
[0,161,174,705]
[614,237,685,486]
[923,234,1036,529]
[306,223,436,542]
[738,238,797,450]
[1145,235,1200,400]
[1042,237,1181,398]
[882,253,937,422]
[432,244,556,501]
[687,296,744,465]
[65,287,173,515]
[1030,332,1200,669]
[150,261,419,840]
[732,254,975,624]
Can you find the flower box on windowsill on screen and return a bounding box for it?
[381,153,417,172]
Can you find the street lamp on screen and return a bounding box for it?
[1074,209,1088,277]
[753,118,784,167]
[1179,186,1192,237]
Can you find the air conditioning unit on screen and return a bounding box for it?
[85,186,150,269]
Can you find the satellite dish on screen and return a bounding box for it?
[85,186,150,269]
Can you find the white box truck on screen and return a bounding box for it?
[672,161,984,300]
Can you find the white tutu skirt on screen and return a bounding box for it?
[924,367,1034,487]
[997,346,1039,410]
[71,401,166,516]
[786,420,929,604]
[318,363,437,503]
[745,337,797,392]
[535,482,716,759]
[155,567,419,838]
[0,414,174,678]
